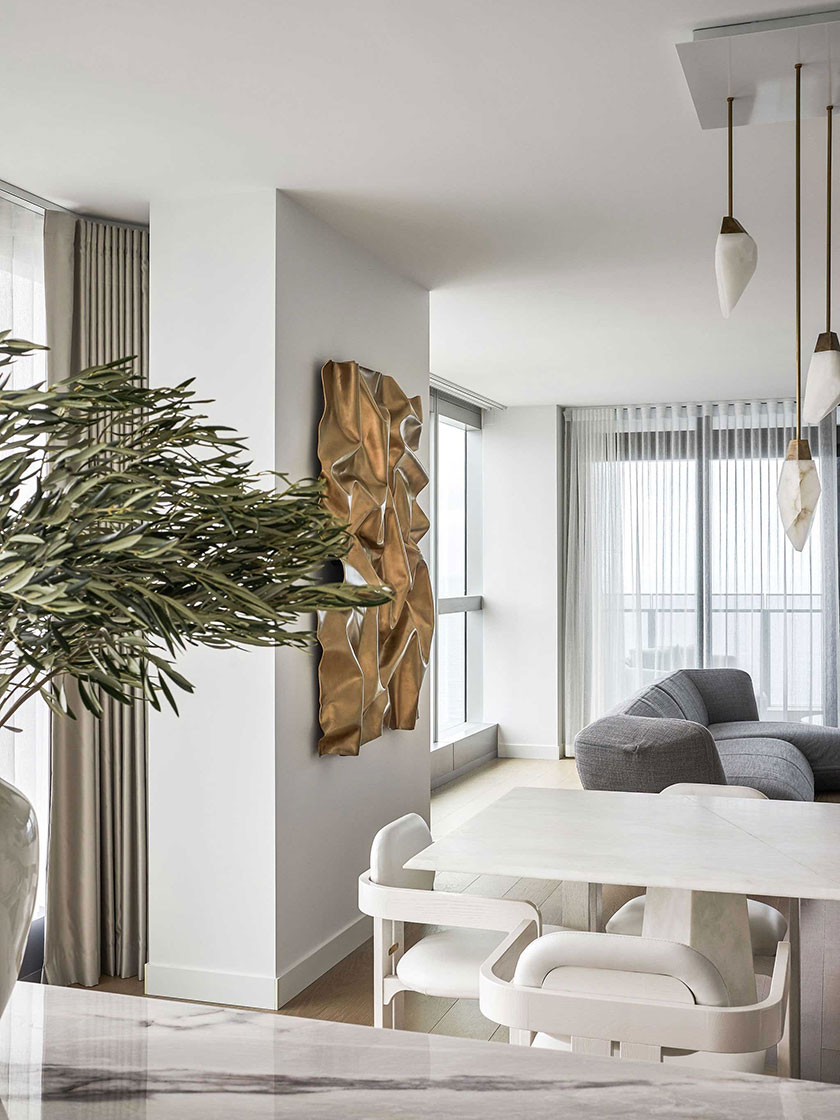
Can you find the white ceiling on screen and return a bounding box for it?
[2,0,835,404]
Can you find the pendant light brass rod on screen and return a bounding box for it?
[796,62,803,440]
[828,104,834,333]
[727,96,734,217]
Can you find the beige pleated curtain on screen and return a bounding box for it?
[42,212,149,986]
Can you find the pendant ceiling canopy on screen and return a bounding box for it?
[678,12,840,129]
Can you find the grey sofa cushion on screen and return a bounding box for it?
[683,668,759,723]
[715,737,814,802]
[710,721,840,792]
[654,673,709,724]
[575,715,726,794]
[615,672,709,725]
[624,692,685,719]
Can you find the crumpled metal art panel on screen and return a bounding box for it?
[317,360,433,756]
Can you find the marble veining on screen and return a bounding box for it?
[406,787,840,900]
[0,982,838,1118]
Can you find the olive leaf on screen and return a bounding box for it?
[0,337,391,727]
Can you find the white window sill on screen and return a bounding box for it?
[433,721,494,751]
[431,723,498,789]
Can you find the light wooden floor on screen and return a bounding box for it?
[91,757,598,1043]
[279,757,588,1042]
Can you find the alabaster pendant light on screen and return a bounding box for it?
[779,62,821,551]
[803,96,840,423]
[715,95,758,317]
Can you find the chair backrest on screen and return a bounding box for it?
[370,813,434,891]
[513,931,730,1008]
[662,782,767,800]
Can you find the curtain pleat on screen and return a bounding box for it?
[43,213,149,987]
[563,400,840,747]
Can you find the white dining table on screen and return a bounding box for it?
[405,786,840,1078]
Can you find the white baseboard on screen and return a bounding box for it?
[498,742,563,760]
[275,913,371,1008]
[146,914,373,1011]
[145,962,279,1009]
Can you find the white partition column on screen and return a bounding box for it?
[147,190,430,1009]
[482,406,563,758]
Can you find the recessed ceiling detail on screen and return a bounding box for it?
[678,11,840,129]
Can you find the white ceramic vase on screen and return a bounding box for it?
[0,776,39,1019]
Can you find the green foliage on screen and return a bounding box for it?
[0,334,389,727]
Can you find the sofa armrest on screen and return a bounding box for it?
[574,715,726,794]
[683,668,759,723]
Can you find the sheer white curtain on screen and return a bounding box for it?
[0,196,50,912]
[563,400,839,747]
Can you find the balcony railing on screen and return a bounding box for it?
[619,593,823,722]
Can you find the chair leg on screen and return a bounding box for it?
[777,898,800,1080]
[373,918,406,1030]
[509,1028,535,1046]
[391,921,405,1030]
[373,918,393,1029]
[572,1036,611,1057]
[560,881,603,931]
[620,1042,662,1063]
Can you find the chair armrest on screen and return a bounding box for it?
[479,926,790,1056]
[359,872,541,933]
[482,917,540,982]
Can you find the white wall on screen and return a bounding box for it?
[482,406,562,758]
[272,193,430,1001]
[147,190,280,1007]
[147,189,430,1008]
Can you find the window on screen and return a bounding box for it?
[615,418,828,721]
[0,194,50,913]
[430,393,483,742]
[564,400,835,742]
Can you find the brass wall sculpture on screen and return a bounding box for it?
[317,360,434,755]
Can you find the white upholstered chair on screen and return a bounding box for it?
[479,920,789,1074]
[603,781,795,1075]
[358,813,558,1028]
[605,784,788,957]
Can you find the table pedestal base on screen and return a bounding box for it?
[643,887,757,1006]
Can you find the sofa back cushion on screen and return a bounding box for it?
[682,669,759,724]
[617,671,709,726]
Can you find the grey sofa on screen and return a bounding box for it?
[574,668,840,802]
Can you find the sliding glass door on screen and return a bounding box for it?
[564,401,838,741]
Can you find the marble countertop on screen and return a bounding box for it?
[0,983,838,1117]
[407,787,840,898]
